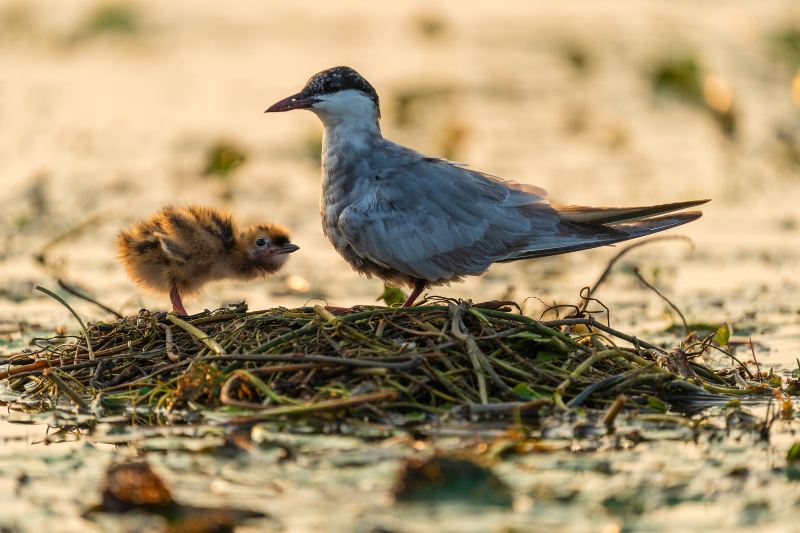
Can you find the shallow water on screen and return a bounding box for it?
[2,1,800,531]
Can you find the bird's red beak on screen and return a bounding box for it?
[265,92,317,113]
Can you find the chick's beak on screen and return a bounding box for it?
[276,243,300,254]
[265,92,317,113]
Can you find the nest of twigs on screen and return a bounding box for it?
[0,298,777,426]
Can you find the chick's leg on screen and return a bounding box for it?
[402,279,426,307]
[169,285,188,316]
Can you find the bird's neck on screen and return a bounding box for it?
[321,115,381,154]
[228,245,286,280]
[320,119,381,193]
[311,101,383,201]
[226,245,260,279]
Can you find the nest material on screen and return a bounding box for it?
[0,299,776,425]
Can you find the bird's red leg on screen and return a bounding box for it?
[402,280,426,307]
[169,285,188,316]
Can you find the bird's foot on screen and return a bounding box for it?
[402,280,427,307]
[169,286,189,316]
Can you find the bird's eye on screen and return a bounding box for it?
[255,238,267,247]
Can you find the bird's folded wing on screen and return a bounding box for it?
[336,158,558,282]
[157,236,189,264]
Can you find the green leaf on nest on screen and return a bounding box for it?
[646,396,669,413]
[376,284,406,307]
[512,383,552,400]
[713,323,731,346]
[511,332,570,355]
[536,351,563,363]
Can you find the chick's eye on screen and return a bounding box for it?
[255,238,267,247]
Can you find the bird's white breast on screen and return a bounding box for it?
[319,118,381,247]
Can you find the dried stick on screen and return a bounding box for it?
[225,390,398,416]
[602,394,628,428]
[631,267,689,335]
[44,369,90,412]
[576,236,693,315]
[543,316,668,355]
[57,278,123,319]
[160,324,178,362]
[35,286,95,359]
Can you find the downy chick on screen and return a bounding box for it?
[117,205,299,315]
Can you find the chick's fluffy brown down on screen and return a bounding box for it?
[117,205,290,297]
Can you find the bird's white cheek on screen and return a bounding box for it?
[311,90,379,127]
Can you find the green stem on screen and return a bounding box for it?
[35,285,95,360]
[166,314,224,355]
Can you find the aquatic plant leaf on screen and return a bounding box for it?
[536,351,563,362]
[511,332,569,354]
[377,284,407,306]
[646,396,669,413]
[713,323,731,346]
[787,443,800,481]
[513,383,533,399]
[787,443,800,463]
[512,383,552,400]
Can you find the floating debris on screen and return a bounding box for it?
[101,462,175,513]
[87,461,268,532]
[393,456,512,507]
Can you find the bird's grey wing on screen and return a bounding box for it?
[336,157,559,282]
[421,157,550,199]
[499,211,704,261]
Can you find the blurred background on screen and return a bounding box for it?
[1,0,799,329]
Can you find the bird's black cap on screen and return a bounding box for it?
[301,66,379,108]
